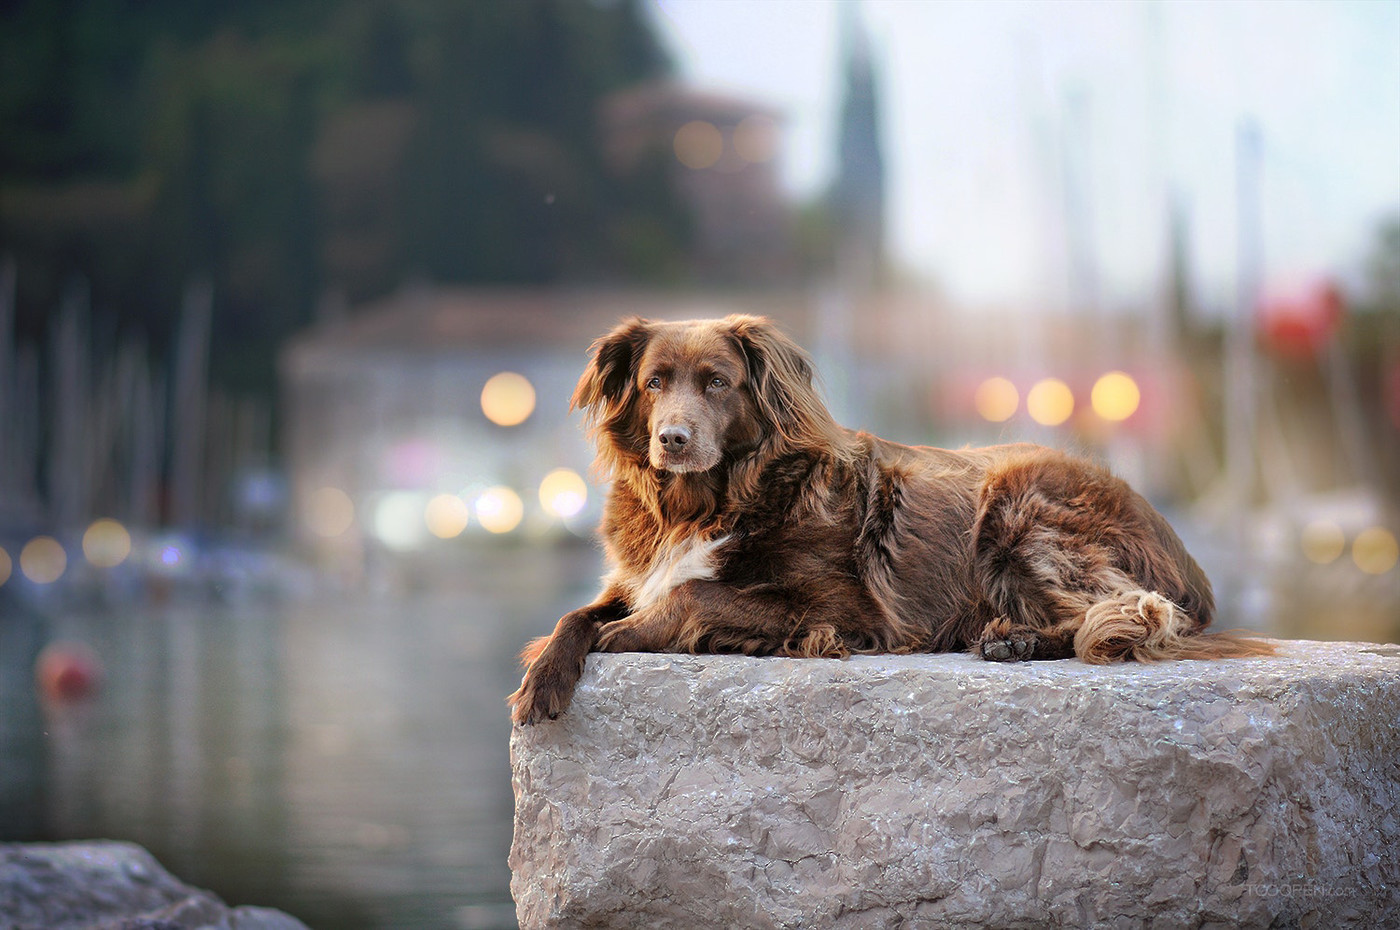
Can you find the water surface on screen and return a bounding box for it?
[0,545,601,930]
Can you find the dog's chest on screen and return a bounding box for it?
[629,534,729,610]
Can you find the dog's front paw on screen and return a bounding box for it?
[508,657,578,725]
[976,617,1036,662]
[595,619,645,653]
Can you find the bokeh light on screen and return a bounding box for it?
[0,547,10,587]
[733,114,777,163]
[673,120,723,169]
[475,486,524,534]
[148,535,191,574]
[424,493,470,539]
[1300,520,1346,565]
[1352,526,1399,575]
[305,486,355,538]
[973,377,1018,423]
[373,491,429,551]
[20,536,67,584]
[83,518,132,568]
[1091,371,1141,422]
[1027,378,1074,426]
[539,468,588,519]
[481,372,536,427]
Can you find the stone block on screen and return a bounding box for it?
[509,640,1400,928]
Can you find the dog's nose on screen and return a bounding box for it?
[658,425,691,448]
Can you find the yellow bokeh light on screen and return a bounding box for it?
[20,536,67,584]
[1300,520,1346,565]
[0,547,10,587]
[1352,526,1399,575]
[674,120,723,170]
[305,486,355,538]
[476,486,524,534]
[1027,378,1074,426]
[481,372,536,427]
[539,468,588,519]
[1091,371,1141,422]
[974,377,1019,423]
[373,491,428,550]
[733,114,777,163]
[83,518,132,568]
[424,493,470,539]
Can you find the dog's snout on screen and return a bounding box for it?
[658,425,691,448]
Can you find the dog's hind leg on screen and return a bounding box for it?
[969,456,1132,662]
[969,452,1269,664]
[975,615,1077,662]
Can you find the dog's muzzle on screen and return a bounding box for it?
[652,423,708,471]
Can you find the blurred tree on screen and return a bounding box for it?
[0,0,676,396]
[399,0,678,285]
[829,4,885,287]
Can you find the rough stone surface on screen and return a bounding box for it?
[509,640,1400,929]
[0,841,309,930]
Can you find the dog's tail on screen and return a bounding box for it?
[1074,589,1274,664]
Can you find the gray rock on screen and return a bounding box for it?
[0,841,310,930]
[509,640,1400,929]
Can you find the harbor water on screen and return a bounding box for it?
[0,545,602,930]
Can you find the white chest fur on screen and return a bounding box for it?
[630,534,729,611]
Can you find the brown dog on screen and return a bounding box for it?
[508,315,1270,724]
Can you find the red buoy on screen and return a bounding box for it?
[35,642,103,702]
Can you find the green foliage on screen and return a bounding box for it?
[0,0,675,393]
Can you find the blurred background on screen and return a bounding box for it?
[0,1,1396,927]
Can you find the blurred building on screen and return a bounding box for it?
[278,286,953,564]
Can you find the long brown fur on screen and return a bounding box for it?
[508,315,1272,724]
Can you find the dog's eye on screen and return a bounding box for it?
[645,376,661,391]
[708,377,727,390]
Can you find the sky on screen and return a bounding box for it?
[647,0,1400,313]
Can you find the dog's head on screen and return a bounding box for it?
[572,314,832,475]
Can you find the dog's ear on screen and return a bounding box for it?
[571,317,652,413]
[726,314,826,445]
